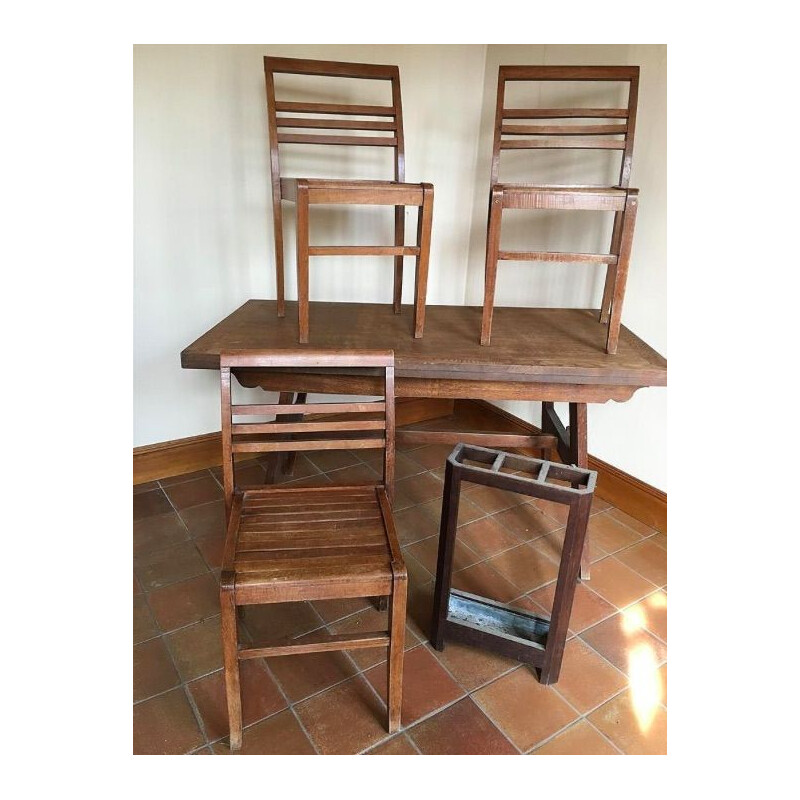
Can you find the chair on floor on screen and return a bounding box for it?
[218,349,406,750]
[480,65,640,354]
[264,56,434,344]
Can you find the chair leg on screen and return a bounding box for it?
[480,188,504,346]
[220,588,243,750]
[413,185,433,339]
[387,578,407,733]
[599,212,623,324]
[605,192,639,355]
[296,182,310,344]
[272,191,286,318]
[393,205,405,314]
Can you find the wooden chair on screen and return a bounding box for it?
[218,349,406,751]
[480,65,640,354]
[264,56,434,344]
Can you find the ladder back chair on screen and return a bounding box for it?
[264,56,434,344]
[218,349,406,751]
[481,65,640,354]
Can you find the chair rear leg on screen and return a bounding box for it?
[393,205,404,313]
[387,577,407,733]
[220,588,243,750]
[272,192,286,318]
[296,182,310,344]
[480,189,503,346]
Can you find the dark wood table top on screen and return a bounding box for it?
[181,300,666,402]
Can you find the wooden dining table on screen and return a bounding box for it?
[181,299,667,578]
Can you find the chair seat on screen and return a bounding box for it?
[229,484,395,603]
[280,177,425,206]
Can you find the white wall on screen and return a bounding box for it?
[134,44,666,490]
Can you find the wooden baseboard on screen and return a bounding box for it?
[133,397,454,485]
[458,400,666,534]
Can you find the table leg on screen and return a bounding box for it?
[542,402,591,580]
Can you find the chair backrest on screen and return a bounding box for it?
[490,65,639,189]
[264,56,406,187]
[220,349,396,516]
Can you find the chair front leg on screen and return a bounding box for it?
[387,574,407,733]
[605,191,639,355]
[295,180,311,344]
[480,187,504,346]
[599,211,623,324]
[413,184,434,339]
[220,585,243,750]
[272,187,286,318]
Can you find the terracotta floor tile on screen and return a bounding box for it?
[133,512,189,556]
[649,531,667,551]
[362,450,425,480]
[531,720,620,755]
[405,580,435,641]
[160,469,213,487]
[212,709,316,755]
[133,595,158,644]
[365,645,464,727]
[405,443,455,471]
[134,571,142,595]
[486,543,561,593]
[329,606,418,670]
[163,475,223,510]
[606,507,656,536]
[409,697,517,754]
[451,561,521,604]
[134,480,160,494]
[393,472,445,510]
[625,590,667,642]
[366,733,419,754]
[165,615,224,682]
[529,581,617,635]
[133,638,180,702]
[147,573,220,632]
[258,452,321,483]
[394,503,442,546]
[133,688,205,754]
[268,639,358,703]
[311,596,372,625]
[187,660,286,742]
[468,485,529,515]
[493,503,562,541]
[402,549,435,585]
[428,637,518,692]
[241,601,323,644]
[552,638,628,713]
[406,534,478,576]
[584,556,658,609]
[580,612,667,677]
[211,460,266,488]
[134,540,209,591]
[456,515,523,559]
[588,689,667,755]
[529,528,606,566]
[472,667,578,752]
[659,663,667,706]
[178,500,226,540]
[529,497,570,526]
[133,489,174,521]
[616,539,668,587]
[280,474,332,489]
[325,462,380,485]
[194,532,225,570]
[294,675,389,754]
[586,512,645,555]
[305,449,360,473]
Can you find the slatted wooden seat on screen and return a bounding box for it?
[218,350,406,751]
[481,65,640,354]
[264,57,434,344]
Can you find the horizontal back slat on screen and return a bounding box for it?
[502,108,629,119]
[265,56,397,80]
[232,438,385,453]
[277,133,397,147]
[232,402,386,416]
[500,65,638,81]
[500,138,626,150]
[276,116,397,131]
[274,101,396,116]
[501,124,628,136]
[232,420,385,435]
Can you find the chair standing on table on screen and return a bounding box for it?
[217,349,406,751]
[264,56,434,344]
[480,65,640,354]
